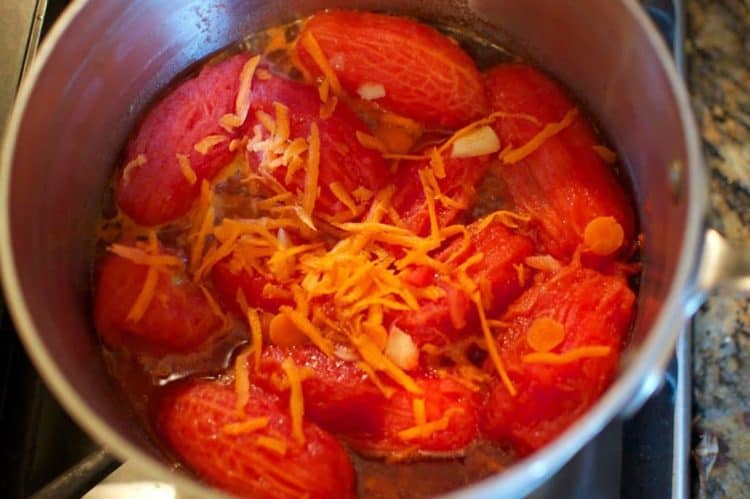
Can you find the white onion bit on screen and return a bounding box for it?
[384,325,419,371]
[450,125,501,158]
[357,82,386,101]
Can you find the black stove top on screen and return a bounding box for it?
[0,1,688,498]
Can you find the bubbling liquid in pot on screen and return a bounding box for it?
[93,11,639,498]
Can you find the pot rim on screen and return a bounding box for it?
[0,0,707,497]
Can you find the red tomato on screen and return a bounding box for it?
[395,220,535,346]
[252,346,479,457]
[246,73,388,218]
[390,153,489,237]
[155,380,355,499]
[297,10,487,128]
[116,54,251,226]
[485,64,635,259]
[94,254,222,355]
[348,375,479,457]
[211,258,293,316]
[481,266,635,454]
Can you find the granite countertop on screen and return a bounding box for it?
[687,0,750,497]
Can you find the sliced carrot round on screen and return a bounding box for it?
[583,216,624,256]
[526,317,565,352]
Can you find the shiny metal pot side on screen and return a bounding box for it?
[0,0,738,497]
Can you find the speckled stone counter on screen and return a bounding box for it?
[687,1,750,497]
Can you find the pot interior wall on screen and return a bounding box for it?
[5,0,689,488]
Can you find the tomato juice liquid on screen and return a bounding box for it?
[93,15,640,498]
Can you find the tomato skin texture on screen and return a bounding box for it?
[211,258,293,316]
[252,346,479,457]
[395,220,535,346]
[391,153,489,237]
[481,266,635,454]
[116,54,251,226]
[93,254,222,356]
[347,375,479,457]
[155,380,355,499]
[247,73,388,217]
[485,64,635,259]
[297,10,488,128]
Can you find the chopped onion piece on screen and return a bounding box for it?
[357,82,386,101]
[384,325,419,371]
[451,126,501,158]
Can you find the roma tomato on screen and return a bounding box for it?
[155,380,355,499]
[395,220,535,346]
[94,254,222,355]
[116,53,251,226]
[251,346,479,457]
[481,266,635,453]
[211,257,293,316]
[297,10,487,128]
[391,153,489,237]
[485,64,635,259]
[247,73,388,218]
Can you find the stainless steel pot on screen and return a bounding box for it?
[0,0,742,497]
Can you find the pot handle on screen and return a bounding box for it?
[694,227,750,296]
[620,227,746,418]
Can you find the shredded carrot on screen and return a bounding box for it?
[475,298,516,396]
[320,95,338,119]
[176,153,197,185]
[412,398,427,426]
[592,144,617,164]
[513,263,526,288]
[222,417,269,435]
[121,154,147,185]
[302,123,320,217]
[374,125,416,154]
[397,408,464,441]
[279,306,333,355]
[273,101,290,144]
[246,307,263,373]
[194,134,228,155]
[329,181,359,215]
[109,244,183,268]
[438,111,541,155]
[500,108,579,164]
[526,317,565,352]
[382,153,429,161]
[355,131,388,153]
[300,32,343,95]
[352,334,422,395]
[477,209,532,231]
[352,186,374,202]
[522,346,612,364]
[430,148,446,179]
[356,361,396,398]
[583,216,624,256]
[281,357,305,444]
[255,435,288,455]
[230,55,262,128]
[234,348,251,413]
[126,266,158,322]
